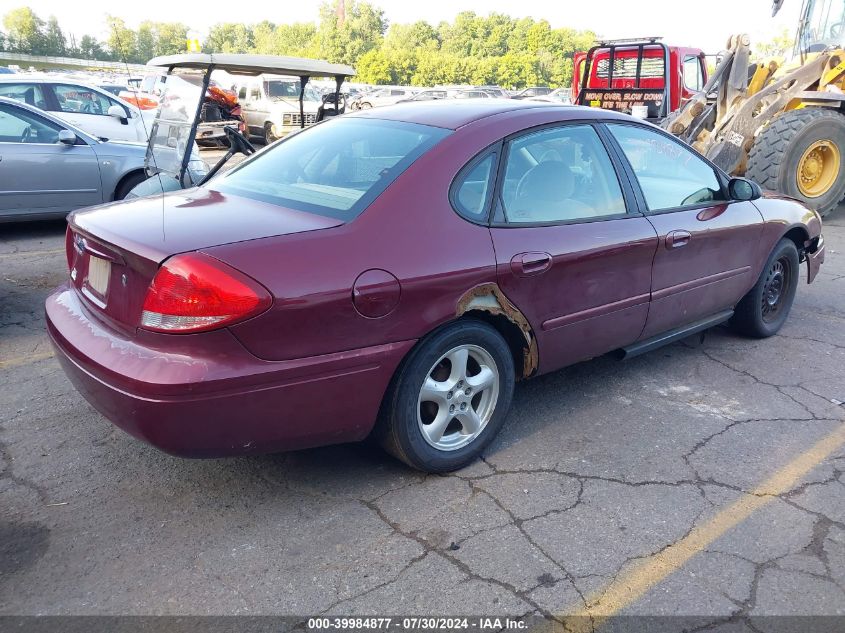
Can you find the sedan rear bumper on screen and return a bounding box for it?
[46,285,414,458]
[807,235,825,284]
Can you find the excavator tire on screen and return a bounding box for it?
[747,108,845,217]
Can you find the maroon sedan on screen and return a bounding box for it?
[47,101,825,472]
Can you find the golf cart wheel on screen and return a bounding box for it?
[375,320,515,473]
[264,122,278,145]
[732,238,799,338]
[747,108,845,217]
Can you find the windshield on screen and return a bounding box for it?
[264,79,322,102]
[213,117,450,220]
[799,0,845,52]
[146,72,203,182]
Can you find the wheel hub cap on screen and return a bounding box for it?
[417,344,500,451]
[797,139,841,198]
[761,258,790,322]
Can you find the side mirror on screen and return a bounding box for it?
[728,177,761,201]
[58,129,77,145]
[107,104,127,119]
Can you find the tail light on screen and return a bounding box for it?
[140,253,271,333]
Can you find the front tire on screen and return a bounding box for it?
[264,122,278,145]
[376,320,515,472]
[732,238,800,338]
[746,108,845,217]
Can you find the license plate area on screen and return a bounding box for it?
[85,256,111,299]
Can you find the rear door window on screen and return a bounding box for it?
[500,124,627,223]
[215,117,449,220]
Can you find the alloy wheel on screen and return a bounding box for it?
[417,344,500,451]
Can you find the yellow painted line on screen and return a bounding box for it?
[0,248,64,259]
[0,351,55,370]
[561,422,845,632]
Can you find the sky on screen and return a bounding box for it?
[23,0,801,54]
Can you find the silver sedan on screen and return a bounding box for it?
[0,96,148,222]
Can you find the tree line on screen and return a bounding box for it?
[0,2,597,88]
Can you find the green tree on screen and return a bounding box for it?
[273,23,318,56]
[3,7,45,54]
[78,34,106,60]
[384,21,438,52]
[251,21,275,54]
[155,22,189,56]
[357,48,391,83]
[136,22,156,62]
[106,15,137,62]
[439,11,477,57]
[0,6,595,90]
[44,16,66,55]
[204,22,254,53]
[316,0,386,64]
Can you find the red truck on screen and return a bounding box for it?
[572,37,709,120]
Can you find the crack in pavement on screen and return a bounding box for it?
[353,495,547,619]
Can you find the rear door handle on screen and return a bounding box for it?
[666,230,691,249]
[510,252,553,277]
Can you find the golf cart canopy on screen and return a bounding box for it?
[142,53,355,193]
[146,54,355,79]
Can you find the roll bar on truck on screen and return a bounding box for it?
[572,37,708,121]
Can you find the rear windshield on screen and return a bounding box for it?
[595,55,665,79]
[214,117,449,220]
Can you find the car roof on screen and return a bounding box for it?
[347,99,632,130]
[0,96,97,143]
[147,53,355,78]
[0,75,119,91]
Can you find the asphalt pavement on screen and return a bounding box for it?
[1,202,843,629]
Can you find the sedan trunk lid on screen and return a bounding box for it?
[66,186,343,333]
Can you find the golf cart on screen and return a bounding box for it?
[127,53,356,199]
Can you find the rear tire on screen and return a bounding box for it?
[746,108,845,217]
[732,238,800,338]
[115,171,147,200]
[375,320,515,473]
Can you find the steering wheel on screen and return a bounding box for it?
[20,126,32,143]
[224,125,256,156]
[830,21,844,39]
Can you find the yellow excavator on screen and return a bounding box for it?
[665,0,845,216]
